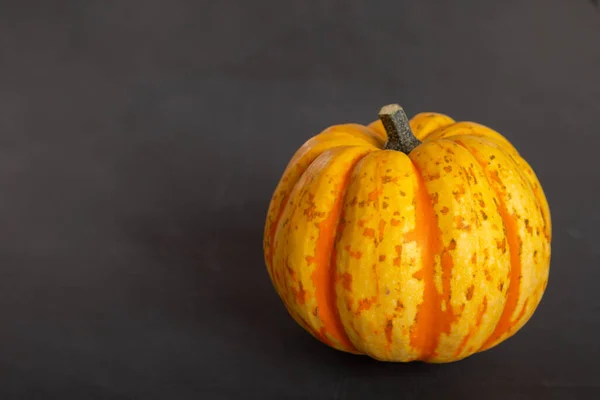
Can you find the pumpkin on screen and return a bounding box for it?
[263,104,551,363]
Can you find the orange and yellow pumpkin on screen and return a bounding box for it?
[263,104,551,363]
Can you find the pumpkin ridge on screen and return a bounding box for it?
[505,157,551,308]
[272,158,327,337]
[266,143,332,264]
[265,124,382,269]
[269,187,330,341]
[342,123,387,147]
[508,155,552,242]
[480,195,521,350]
[410,113,456,142]
[310,149,372,352]
[449,133,550,241]
[422,122,518,155]
[469,134,550,240]
[450,139,522,351]
[266,141,374,280]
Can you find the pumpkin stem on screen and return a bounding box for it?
[379,104,421,154]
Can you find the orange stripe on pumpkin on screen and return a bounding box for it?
[310,154,368,352]
[480,186,522,350]
[409,162,444,359]
[411,144,462,361]
[453,296,488,358]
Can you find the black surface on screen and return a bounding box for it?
[1,1,599,399]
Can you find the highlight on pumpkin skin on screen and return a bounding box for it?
[264,104,551,362]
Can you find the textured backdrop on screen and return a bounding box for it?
[0,1,599,399]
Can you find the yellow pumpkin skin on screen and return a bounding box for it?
[263,108,551,363]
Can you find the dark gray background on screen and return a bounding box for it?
[0,1,599,399]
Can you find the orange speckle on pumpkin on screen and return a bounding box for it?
[404,228,418,243]
[497,238,507,253]
[448,239,457,250]
[395,300,404,311]
[391,218,401,226]
[340,272,353,291]
[345,245,363,260]
[356,297,377,313]
[480,210,488,220]
[393,245,403,266]
[291,281,306,304]
[465,284,474,300]
[484,269,492,281]
[525,219,533,234]
[489,170,503,186]
[385,319,393,347]
[444,166,452,173]
[471,253,477,264]
[303,194,324,221]
[441,206,449,215]
[363,228,375,238]
[475,296,488,327]
[372,263,380,296]
[305,255,315,265]
[412,270,423,280]
[378,219,386,242]
[454,215,471,230]
[379,255,386,262]
[452,184,466,201]
[368,187,383,203]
